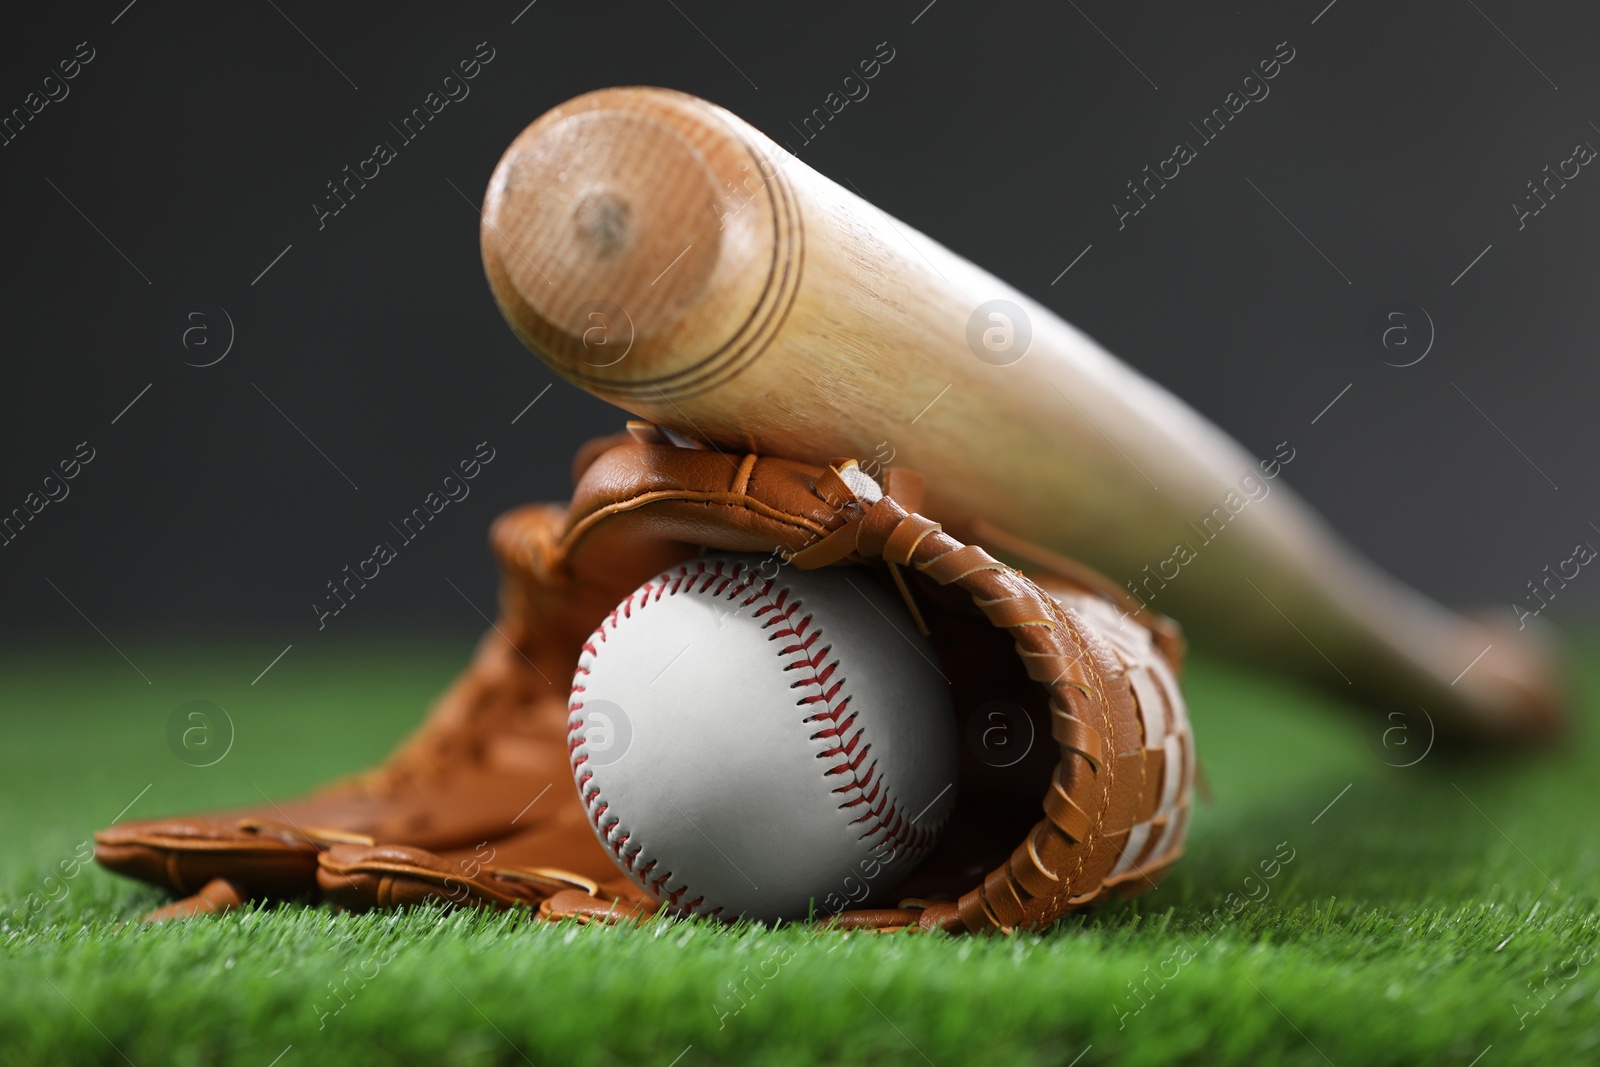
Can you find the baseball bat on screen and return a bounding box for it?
[480,87,1564,743]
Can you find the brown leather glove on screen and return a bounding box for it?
[96,426,1195,933]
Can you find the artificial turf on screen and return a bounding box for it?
[2,636,1596,1066]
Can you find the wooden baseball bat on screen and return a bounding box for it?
[480,87,1564,743]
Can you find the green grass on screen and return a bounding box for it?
[3,636,1598,1066]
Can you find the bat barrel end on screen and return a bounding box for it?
[481,87,783,397]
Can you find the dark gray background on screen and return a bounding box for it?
[3,0,1596,651]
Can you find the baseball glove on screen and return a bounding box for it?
[95,425,1195,933]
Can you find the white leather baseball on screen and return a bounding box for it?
[568,553,957,921]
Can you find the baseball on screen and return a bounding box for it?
[568,553,958,921]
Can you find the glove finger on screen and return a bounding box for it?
[94,817,335,900]
[316,842,545,910]
[315,800,645,912]
[94,766,569,901]
[317,842,635,913]
[818,908,924,932]
[819,901,965,933]
[140,878,250,923]
[538,889,658,925]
